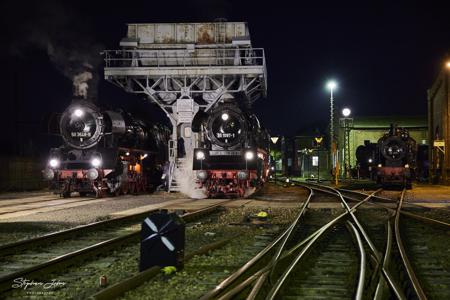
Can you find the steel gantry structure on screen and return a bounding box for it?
[103,22,267,192]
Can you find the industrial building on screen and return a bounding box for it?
[280,116,427,180]
[339,116,428,168]
[428,60,450,184]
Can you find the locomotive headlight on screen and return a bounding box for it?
[91,157,102,168]
[378,164,382,168]
[405,164,410,168]
[87,168,99,180]
[237,171,248,180]
[245,151,254,160]
[197,170,208,181]
[221,113,229,121]
[196,151,205,160]
[73,109,84,118]
[49,158,60,168]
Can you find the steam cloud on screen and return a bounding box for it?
[175,153,207,199]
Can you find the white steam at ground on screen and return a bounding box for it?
[175,154,207,199]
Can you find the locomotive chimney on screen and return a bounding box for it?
[389,123,395,135]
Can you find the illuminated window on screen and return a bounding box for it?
[312,156,319,166]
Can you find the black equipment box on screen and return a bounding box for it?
[139,210,185,272]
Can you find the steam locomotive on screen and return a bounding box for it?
[43,101,169,197]
[376,125,416,188]
[192,102,270,197]
[355,141,378,179]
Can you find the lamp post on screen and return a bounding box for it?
[326,80,337,181]
[271,136,279,183]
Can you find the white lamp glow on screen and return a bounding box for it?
[342,107,351,117]
[326,80,337,91]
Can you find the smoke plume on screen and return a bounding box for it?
[3,1,103,101]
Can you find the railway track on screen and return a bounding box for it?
[0,201,227,296]
[200,182,450,300]
[107,223,281,300]
[2,183,449,299]
[199,184,380,299]
[271,223,361,299]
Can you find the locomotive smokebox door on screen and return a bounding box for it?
[140,210,185,272]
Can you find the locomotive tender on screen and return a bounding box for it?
[43,100,169,197]
[192,102,270,197]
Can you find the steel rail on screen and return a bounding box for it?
[394,189,428,300]
[347,221,366,300]
[215,228,331,300]
[338,189,450,228]
[374,217,394,300]
[202,186,382,300]
[245,271,268,300]
[216,229,328,300]
[93,237,233,300]
[298,182,382,258]
[297,182,406,300]
[0,199,202,256]
[269,186,314,278]
[339,187,449,211]
[198,187,313,300]
[0,202,225,294]
[255,186,379,300]
[265,209,349,299]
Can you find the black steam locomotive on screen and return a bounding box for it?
[192,102,270,197]
[376,125,416,188]
[355,141,378,179]
[43,101,169,197]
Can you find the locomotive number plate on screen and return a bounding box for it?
[71,132,91,137]
[209,150,241,156]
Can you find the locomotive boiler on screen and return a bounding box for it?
[192,102,270,197]
[376,124,416,188]
[43,101,169,197]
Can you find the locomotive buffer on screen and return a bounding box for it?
[103,22,267,192]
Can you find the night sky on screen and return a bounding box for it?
[0,0,449,156]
